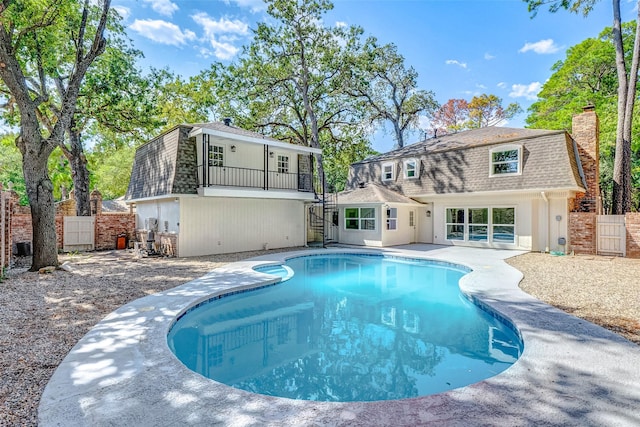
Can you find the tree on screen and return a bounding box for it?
[346,39,438,148]
[467,94,522,128]
[526,24,640,213]
[430,99,469,134]
[430,95,521,133]
[524,0,640,213]
[223,0,372,191]
[0,0,111,270]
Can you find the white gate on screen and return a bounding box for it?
[597,215,626,256]
[63,216,95,252]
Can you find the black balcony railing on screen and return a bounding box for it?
[199,165,315,193]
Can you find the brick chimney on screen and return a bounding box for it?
[571,104,600,213]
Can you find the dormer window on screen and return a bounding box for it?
[404,159,418,179]
[490,145,521,176]
[382,162,394,181]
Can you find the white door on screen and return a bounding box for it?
[418,204,433,244]
[409,209,417,243]
[597,215,625,256]
[63,216,95,252]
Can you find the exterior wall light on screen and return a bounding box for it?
[230,145,236,152]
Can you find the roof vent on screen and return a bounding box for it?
[223,117,232,126]
[358,182,366,189]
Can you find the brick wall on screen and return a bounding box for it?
[571,106,600,213]
[569,212,597,254]
[1,186,12,268]
[94,213,136,250]
[626,213,640,258]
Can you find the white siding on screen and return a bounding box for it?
[381,205,417,246]
[338,205,383,247]
[179,197,305,257]
[135,199,181,233]
[428,195,533,250]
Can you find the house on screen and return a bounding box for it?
[125,121,323,257]
[336,106,600,253]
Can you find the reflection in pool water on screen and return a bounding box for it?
[168,254,522,402]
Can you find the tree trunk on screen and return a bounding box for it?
[20,136,59,270]
[65,125,92,216]
[611,0,634,214]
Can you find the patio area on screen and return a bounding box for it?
[37,245,640,426]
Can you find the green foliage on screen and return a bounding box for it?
[0,135,28,205]
[88,145,136,199]
[0,135,74,204]
[347,38,438,148]
[525,22,640,212]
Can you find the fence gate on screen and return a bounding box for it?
[63,216,95,252]
[597,215,626,256]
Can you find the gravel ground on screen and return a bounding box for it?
[1,249,639,426]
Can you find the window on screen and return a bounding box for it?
[492,207,515,243]
[345,207,376,230]
[404,159,418,179]
[409,210,415,227]
[386,207,397,230]
[382,162,394,181]
[277,155,289,173]
[446,208,465,240]
[468,208,488,242]
[445,207,515,244]
[490,145,521,176]
[208,145,224,167]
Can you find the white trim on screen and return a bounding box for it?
[444,206,516,245]
[125,194,198,204]
[200,186,317,201]
[403,158,418,179]
[411,187,583,201]
[489,144,522,177]
[190,127,322,155]
[381,162,395,182]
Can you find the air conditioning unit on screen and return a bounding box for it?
[145,217,158,231]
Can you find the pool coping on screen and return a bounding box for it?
[39,245,640,426]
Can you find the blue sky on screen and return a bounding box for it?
[114,0,633,152]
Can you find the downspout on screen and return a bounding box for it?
[541,191,549,253]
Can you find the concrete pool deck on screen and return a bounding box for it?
[39,245,640,426]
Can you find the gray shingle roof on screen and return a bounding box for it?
[347,127,585,196]
[337,183,423,204]
[125,126,198,200]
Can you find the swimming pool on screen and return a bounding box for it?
[168,253,523,402]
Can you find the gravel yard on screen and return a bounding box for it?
[1,248,639,426]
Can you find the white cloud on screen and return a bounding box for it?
[510,82,542,100]
[497,82,507,89]
[129,19,196,46]
[192,13,249,36]
[484,52,495,60]
[445,59,467,69]
[143,0,178,17]
[112,5,131,21]
[191,13,249,60]
[519,39,561,54]
[335,21,348,28]
[224,0,266,13]
[476,84,487,90]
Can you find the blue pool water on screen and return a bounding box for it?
[168,254,523,402]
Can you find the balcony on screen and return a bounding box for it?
[199,165,316,194]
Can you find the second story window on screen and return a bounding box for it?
[404,159,418,179]
[382,162,394,181]
[490,145,521,176]
[277,155,289,173]
[208,145,224,167]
